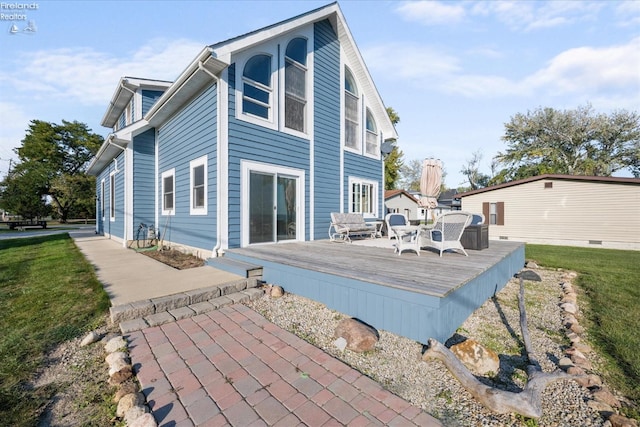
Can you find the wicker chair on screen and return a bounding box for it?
[421,212,472,256]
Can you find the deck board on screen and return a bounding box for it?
[230,239,523,297]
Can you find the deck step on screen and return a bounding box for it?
[207,257,263,278]
[110,278,265,333]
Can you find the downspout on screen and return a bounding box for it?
[197,61,225,258]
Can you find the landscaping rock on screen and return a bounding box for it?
[129,413,158,427]
[571,354,593,370]
[586,399,613,414]
[105,336,128,353]
[560,302,577,314]
[574,374,602,389]
[124,405,148,424]
[270,285,284,298]
[449,339,500,375]
[106,351,129,366]
[593,388,621,408]
[334,318,378,353]
[114,381,139,403]
[80,331,101,347]
[609,414,639,427]
[525,261,539,268]
[558,357,574,370]
[116,392,145,418]
[108,360,133,385]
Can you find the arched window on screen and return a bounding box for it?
[242,54,272,119]
[365,109,378,155]
[285,38,307,132]
[344,67,359,150]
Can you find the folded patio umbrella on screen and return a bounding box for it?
[419,158,442,223]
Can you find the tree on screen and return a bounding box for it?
[384,107,404,190]
[400,159,422,191]
[0,167,50,219]
[460,150,490,190]
[1,120,103,222]
[495,104,640,180]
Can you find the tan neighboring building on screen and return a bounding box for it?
[456,174,640,250]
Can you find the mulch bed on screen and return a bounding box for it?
[139,249,205,270]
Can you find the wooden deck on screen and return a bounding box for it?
[226,239,525,343]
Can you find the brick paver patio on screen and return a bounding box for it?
[127,304,441,426]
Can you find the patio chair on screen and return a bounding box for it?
[469,213,485,225]
[385,212,409,239]
[421,211,472,256]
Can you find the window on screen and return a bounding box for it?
[349,177,378,218]
[242,54,272,119]
[109,173,115,221]
[344,67,359,150]
[365,109,378,156]
[162,169,175,215]
[190,156,207,215]
[100,179,105,221]
[284,38,307,132]
[483,201,504,225]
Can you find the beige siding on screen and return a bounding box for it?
[461,179,640,250]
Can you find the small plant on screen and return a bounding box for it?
[435,388,453,404]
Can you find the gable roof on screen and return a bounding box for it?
[457,174,640,198]
[101,77,172,128]
[385,189,419,203]
[146,2,397,139]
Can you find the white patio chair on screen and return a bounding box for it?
[384,213,409,239]
[421,211,472,256]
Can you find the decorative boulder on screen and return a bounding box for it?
[270,285,284,298]
[450,339,500,375]
[129,413,158,427]
[116,392,145,418]
[334,318,378,353]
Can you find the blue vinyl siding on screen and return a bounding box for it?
[227,64,311,249]
[313,19,341,239]
[142,90,165,116]
[344,151,384,216]
[132,129,155,228]
[157,83,217,252]
[96,151,125,238]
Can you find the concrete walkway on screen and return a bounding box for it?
[70,231,441,426]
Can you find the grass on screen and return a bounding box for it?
[526,244,640,410]
[0,234,110,426]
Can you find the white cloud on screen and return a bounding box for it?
[524,37,640,105]
[4,38,204,106]
[395,1,466,25]
[364,37,640,110]
[615,1,640,27]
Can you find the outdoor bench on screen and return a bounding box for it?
[7,220,47,230]
[329,212,376,242]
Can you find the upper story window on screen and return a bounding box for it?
[344,67,359,150]
[284,38,307,132]
[242,54,272,119]
[365,109,378,156]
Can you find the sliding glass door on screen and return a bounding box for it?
[248,171,298,244]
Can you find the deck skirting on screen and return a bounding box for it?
[226,241,524,343]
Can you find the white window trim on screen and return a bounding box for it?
[278,30,313,139]
[190,156,207,216]
[240,160,306,248]
[342,64,361,155]
[161,168,175,216]
[235,49,278,131]
[100,179,105,222]
[348,176,378,219]
[109,172,116,222]
[234,26,314,137]
[364,107,380,160]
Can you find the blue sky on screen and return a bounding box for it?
[0,1,638,188]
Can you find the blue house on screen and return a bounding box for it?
[88,3,398,257]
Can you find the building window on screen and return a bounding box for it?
[365,109,378,156]
[162,169,175,215]
[284,38,307,132]
[100,179,105,221]
[109,172,116,221]
[242,54,272,119]
[483,201,504,225]
[349,177,377,218]
[344,67,359,150]
[190,156,207,215]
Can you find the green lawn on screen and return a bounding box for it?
[0,234,110,426]
[526,244,640,412]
